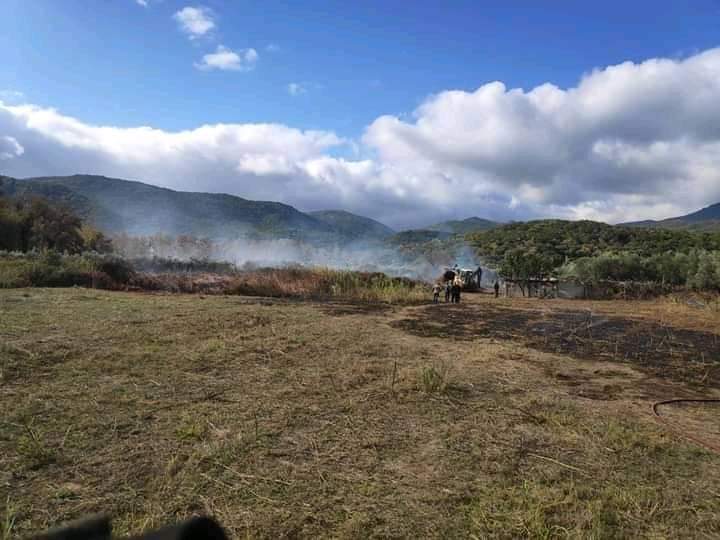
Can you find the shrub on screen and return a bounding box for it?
[419,365,449,394]
[97,257,136,284]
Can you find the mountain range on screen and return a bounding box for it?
[0,174,498,243]
[1,174,718,241]
[622,203,720,232]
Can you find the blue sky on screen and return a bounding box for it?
[4,1,719,137]
[2,1,720,227]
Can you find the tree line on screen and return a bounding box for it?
[0,195,111,253]
[469,220,720,290]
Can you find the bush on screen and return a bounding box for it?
[97,257,136,283]
[559,249,720,292]
[25,252,93,287]
[0,251,137,289]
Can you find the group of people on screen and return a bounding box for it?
[432,282,461,303]
[432,279,501,303]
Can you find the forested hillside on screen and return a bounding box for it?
[308,210,394,240]
[0,175,338,241]
[469,220,720,288]
[426,217,498,234]
[469,220,720,267]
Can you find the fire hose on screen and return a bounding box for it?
[652,398,720,454]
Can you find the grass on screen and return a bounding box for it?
[15,421,57,470]
[0,252,430,304]
[469,406,717,539]
[225,267,428,303]
[1,497,16,540]
[1,289,719,538]
[419,364,450,394]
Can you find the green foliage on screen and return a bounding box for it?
[469,220,720,268]
[472,220,720,290]
[0,194,111,254]
[426,217,498,234]
[97,257,136,283]
[559,249,720,291]
[499,249,554,280]
[387,229,452,245]
[686,251,720,291]
[0,252,131,289]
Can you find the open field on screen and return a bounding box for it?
[2,289,720,538]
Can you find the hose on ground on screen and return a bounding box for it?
[652,398,720,454]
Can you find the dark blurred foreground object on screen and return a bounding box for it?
[32,515,228,540]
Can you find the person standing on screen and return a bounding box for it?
[452,283,461,303]
[432,283,441,303]
[445,282,452,303]
[494,280,500,298]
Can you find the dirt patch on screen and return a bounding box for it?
[318,302,396,317]
[392,303,720,388]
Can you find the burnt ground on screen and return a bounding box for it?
[392,300,720,389]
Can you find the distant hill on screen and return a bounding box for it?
[426,216,498,234]
[308,210,394,240]
[386,229,453,245]
[623,202,720,232]
[0,174,343,241]
[385,217,497,250]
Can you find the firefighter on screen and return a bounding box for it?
[452,282,461,303]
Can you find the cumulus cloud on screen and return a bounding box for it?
[287,83,306,96]
[0,135,24,160]
[195,46,258,71]
[363,48,720,223]
[173,6,215,39]
[3,48,720,228]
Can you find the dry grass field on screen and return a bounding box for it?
[1,288,720,538]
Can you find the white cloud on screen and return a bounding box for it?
[362,48,720,223]
[3,48,720,228]
[0,136,24,160]
[135,0,148,7]
[0,90,25,103]
[287,83,306,96]
[194,46,258,72]
[173,6,215,39]
[288,82,323,96]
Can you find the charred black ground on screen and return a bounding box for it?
[392,300,720,388]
